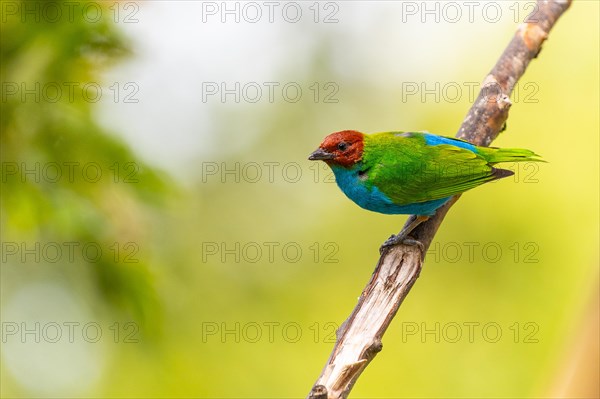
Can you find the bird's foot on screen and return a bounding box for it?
[379,234,425,255]
[379,215,429,255]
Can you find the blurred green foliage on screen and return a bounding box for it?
[1,0,167,329]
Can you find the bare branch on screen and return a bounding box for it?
[307,1,571,398]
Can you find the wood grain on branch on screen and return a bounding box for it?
[307,2,571,398]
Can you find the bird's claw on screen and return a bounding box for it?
[379,234,425,255]
[402,238,425,254]
[381,234,401,250]
[380,215,429,255]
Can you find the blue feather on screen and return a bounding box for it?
[330,165,450,216]
[423,133,477,153]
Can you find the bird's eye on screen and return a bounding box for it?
[337,142,348,151]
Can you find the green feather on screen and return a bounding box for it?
[360,132,542,205]
[476,146,545,163]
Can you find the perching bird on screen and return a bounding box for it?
[308,130,543,253]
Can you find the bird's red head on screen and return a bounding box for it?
[308,130,364,167]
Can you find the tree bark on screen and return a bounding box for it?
[307,1,571,398]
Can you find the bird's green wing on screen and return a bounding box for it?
[364,138,507,204]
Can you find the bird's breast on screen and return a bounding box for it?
[329,164,450,215]
[330,165,393,211]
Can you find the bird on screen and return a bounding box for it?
[308,130,544,253]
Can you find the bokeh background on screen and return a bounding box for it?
[1,1,598,398]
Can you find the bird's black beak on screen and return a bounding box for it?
[308,148,334,161]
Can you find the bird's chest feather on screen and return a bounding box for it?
[329,163,450,216]
[330,164,393,211]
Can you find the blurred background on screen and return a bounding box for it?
[1,1,598,398]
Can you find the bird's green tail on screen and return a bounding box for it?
[477,146,545,164]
